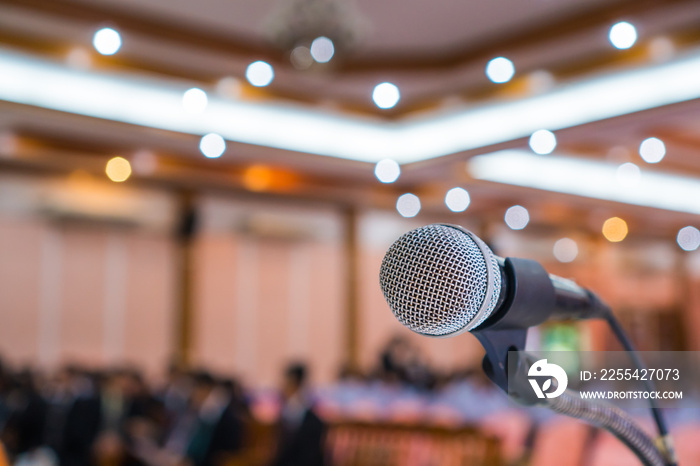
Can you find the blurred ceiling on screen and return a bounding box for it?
[0,0,699,240]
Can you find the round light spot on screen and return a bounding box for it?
[93,28,122,55]
[182,88,208,114]
[131,150,157,175]
[66,47,92,69]
[445,187,471,212]
[529,129,557,155]
[396,193,420,218]
[553,238,579,263]
[677,226,700,251]
[527,70,556,94]
[199,133,226,158]
[486,57,515,83]
[505,205,529,230]
[216,76,242,98]
[602,217,628,242]
[648,37,675,62]
[243,165,274,192]
[616,162,641,188]
[374,159,400,183]
[290,46,313,70]
[105,156,131,182]
[246,61,274,87]
[372,82,400,109]
[310,36,335,63]
[609,22,637,50]
[639,137,666,163]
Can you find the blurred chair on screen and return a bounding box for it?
[326,421,501,466]
[479,408,533,464]
[225,420,278,466]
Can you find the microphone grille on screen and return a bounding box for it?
[379,224,501,337]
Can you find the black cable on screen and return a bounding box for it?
[603,310,677,465]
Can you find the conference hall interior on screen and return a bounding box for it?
[0,0,699,465]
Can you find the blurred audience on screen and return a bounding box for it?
[270,363,325,466]
[0,340,697,466]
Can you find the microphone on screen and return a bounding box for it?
[379,224,610,338]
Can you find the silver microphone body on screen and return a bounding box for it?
[379,224,609,337]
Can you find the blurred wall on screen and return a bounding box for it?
[0,174,699,387]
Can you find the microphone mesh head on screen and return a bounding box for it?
[379,224,501,336]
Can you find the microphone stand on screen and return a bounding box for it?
[473,325,671,466]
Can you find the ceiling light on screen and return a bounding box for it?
[5,49,700,163]
[469,150,700,215]
[246,61,274,87]
[396,193,420,218]
[310,37,335,63]
[505,205,529,230]
[374,159,400,183]
[182,88,208,114]
[486,57,515,83]
[445,187,470,212]
[609,22,637,50]
[615,162,641,187]
[553,238,578,263]
[639,137,666,163]
[372,83,400,109]
[200,133,226,158]
[529,129,556,154]
[677,226,700,251]
[93,28,122,56]
[105,156,131,182]
[602,217,628,242]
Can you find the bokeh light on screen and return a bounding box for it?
[609,22,637,50]
[486,57,515,83]
[200,133,226,158]
[504,205,529,230]
[374,159,400,183]
[290,46,313,70]
[639,137,666,163]
[615,162,641,187]
[310,37,335,63]
[648,37,675,62]
[182,88,208,114]
[553,238,578,263]
[105,156,131,182]
[216,77,242,98]
[66,47,92,69]
[131,149,157,175]
[445,187,470,212]
[246,61,274,87]
[677,226,700,251]
[396,193,421,218]
[602,217,628,242]
[372,83,401,109]
[93,28,122,55]
[243,165,274,192]
[529,129,557,154]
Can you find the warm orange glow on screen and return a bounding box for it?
[243,165,274,191]
[602,217,628,242]
[105,156,132,182]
